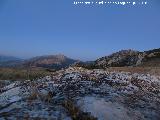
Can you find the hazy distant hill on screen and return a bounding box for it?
[23,54,78,70]
[0,55,23,67]
[0,55,20,62]
[0,54,78,70]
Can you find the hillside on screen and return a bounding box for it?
[95,49,140,68]
[97,48,160,68]
[1,48,160,70]
[23,54,78,70]
[74,48,160,69]
[0,54,78,70]
[140,48,160,67]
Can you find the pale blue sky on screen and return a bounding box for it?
[0,0,160,61]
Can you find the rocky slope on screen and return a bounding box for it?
[0,67,160,120]
[74,48,160,69]
[95,49,140,67]
[140,48,160,67]
[95,48,160,68]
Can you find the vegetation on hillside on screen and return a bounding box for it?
[0,68,51,80]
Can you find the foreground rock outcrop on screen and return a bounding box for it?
[0,67,160,120]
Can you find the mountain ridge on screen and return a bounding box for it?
[74,48,160,69]
[23,54,78,70]
[95,48,160,68]
[0,48,160,69]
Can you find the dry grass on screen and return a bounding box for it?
[27,92,38,101]
[0,68,50,80]
[107,67,160,76]
[63,99,97,120]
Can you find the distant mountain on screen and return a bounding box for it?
[0,54,78,70]
[0,55,20,62]
[23,54,78,70]
[1,48,159,69]
[0,55,23,67]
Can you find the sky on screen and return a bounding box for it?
[0,0,160,61]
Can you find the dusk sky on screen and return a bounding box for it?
[0,0,160,61]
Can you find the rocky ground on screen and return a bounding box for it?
[0,67,160,120]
